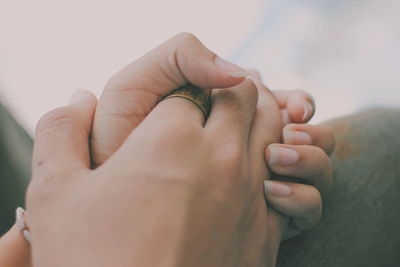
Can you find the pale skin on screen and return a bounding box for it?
[0,225,31,267]
[0,33,332,266]
[90,33,334,241]
[0,88,333,267]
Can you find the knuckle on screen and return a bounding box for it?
[36,107,76,138]
[175,32,203,61]
[174,32,199,45]
[213,141,244,173]
[240,78,259,101]
[163,32,202,85]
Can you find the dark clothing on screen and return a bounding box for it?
[0,103,32,234]
[278,109,400,267]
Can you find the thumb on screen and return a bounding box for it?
[92,32,248,166]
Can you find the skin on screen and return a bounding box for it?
[0,92,334,267]
[90,33,333,241]
[27,77,284,267]
[0,225,31,267]
[0,89,334,267]
[0,34,334,263]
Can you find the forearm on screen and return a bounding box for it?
[0,224,31,267]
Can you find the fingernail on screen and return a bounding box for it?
[68,89,92,105]
[269,146,299,166]
[283,129,312,145]
[214,56,249,78]
[23,229,31,242]
[16,207,26,231]
[264,180,292,197]
[301,101,313,121]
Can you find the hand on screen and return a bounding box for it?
[91,33,249,167]
[248,69,316,126]
[89,33,295,263]
[89,33,329,248]
[249,71,335,240]
[0,223,31,267]
[27,36,285,267]
[265,122,334,240]
[88,33,330,258]
[27,81,282,267]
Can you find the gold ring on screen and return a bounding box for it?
[162,85,211,120]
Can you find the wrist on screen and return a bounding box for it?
[0,224,31,267]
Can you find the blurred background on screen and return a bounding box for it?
[1,0,399,134]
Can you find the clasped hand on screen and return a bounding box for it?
[26,33,334,267]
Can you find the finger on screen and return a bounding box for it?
[138,86,206,135]
[32,90,97,177]
[247,69,267,88]
[245,71,315,125]
[283,123,335,154]
[92,32,249,166]
[247,72,282,152]
[205,79,258,144]
[266,144,333,196]
[264,180,322,238]
[247,70,292,237]
[247,73,282,176]
[273,89,315,124]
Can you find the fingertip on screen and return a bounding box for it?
[286,90,315,123]
[183,55,246,89]
[291,185,322,231]
[171,33,247,89]
[212,56,249,86]
[265,144,300,167]
[214,56,248,77]
[68,89,97,107]
[265,182,322,230]
[301,101,314,122]
[264,180,292,198]
[284,123,335,154]
[283,124,313,145]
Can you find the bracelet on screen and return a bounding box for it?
[16,207,31,243]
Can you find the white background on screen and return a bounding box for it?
[1,0,399,133]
